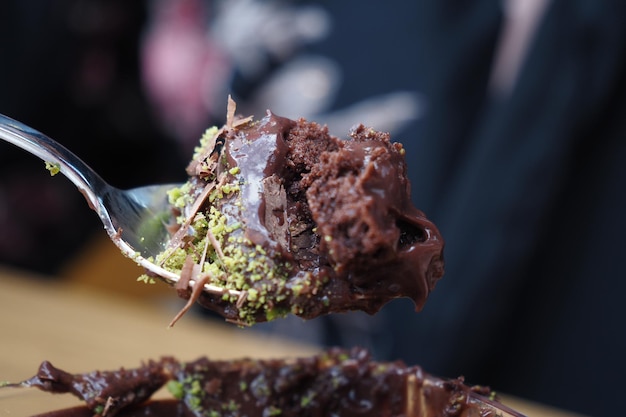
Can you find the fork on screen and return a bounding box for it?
[0,113,237,297]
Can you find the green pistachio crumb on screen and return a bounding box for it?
[300,390,316,407]
[223,400,239,411]
[290,284,303,296]
[247,288,259,301]
[166,380,184,399]
[137,275,156,284]
[44,161,60,176]
[188,395,202,411]
[190,379,202,395]
[192,126,220,161]
[265,307,288,322]
[373,364,389,375]
[266,405,282,416]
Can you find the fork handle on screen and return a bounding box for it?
[0,113,110,211]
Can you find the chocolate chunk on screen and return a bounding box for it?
[153,108,444,325]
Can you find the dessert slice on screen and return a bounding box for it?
[15,348,523,417]
[147,100,444,325]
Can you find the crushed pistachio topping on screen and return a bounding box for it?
[193,126,220,161]
[166,380,184,399]
[265,405,283,416]
[136,275,156,284]
[44,161,60,176]
[172,375,206,413]
[300,390,316,407]
[157,179,291,325]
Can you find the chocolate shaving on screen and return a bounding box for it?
[226,95,236,129]
[233,114,254,128]
[187,130,222,176]
[175,255,196,295]
[168,273,211,328]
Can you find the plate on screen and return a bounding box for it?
[1,384,526,417]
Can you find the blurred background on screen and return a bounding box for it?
[1,1,625,415]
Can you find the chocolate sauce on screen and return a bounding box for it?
[218,112,295,258]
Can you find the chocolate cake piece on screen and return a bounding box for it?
[147,100,444,325]
[16,348,522,417]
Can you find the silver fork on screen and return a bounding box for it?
[0,113,236,296]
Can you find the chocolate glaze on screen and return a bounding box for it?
[190,111,444,323]
[21,348,516,417]
[218,112,295,257]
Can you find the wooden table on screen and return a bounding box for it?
[0,266,583,416]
